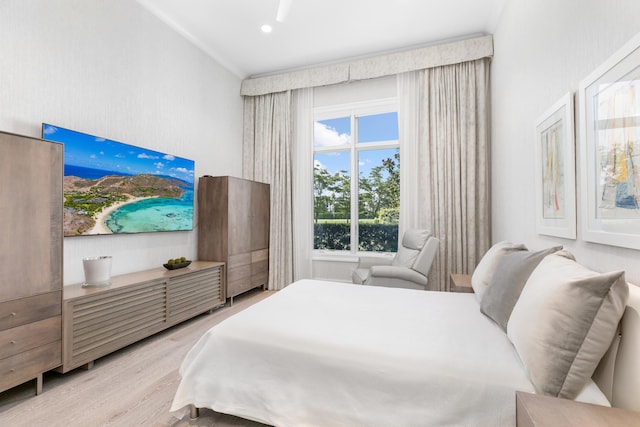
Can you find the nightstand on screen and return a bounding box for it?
[515,391,640,427]
[449,273,473,293]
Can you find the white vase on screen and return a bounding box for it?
[82,256,112,287]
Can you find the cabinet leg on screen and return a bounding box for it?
[35,373,43,395]
[81,361,94,370]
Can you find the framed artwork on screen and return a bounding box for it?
[579,32,640,250]
[534,92,576,239]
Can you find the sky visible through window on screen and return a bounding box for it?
[43,124,195,184]
[314,112,398,177]
[313,111,399,252]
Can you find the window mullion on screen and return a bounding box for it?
[350,113,358,254]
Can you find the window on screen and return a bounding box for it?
[313,100,399,253]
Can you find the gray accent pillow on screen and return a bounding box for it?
[471,241,527,301]
[480,246,562,331]
[507,250,629,399]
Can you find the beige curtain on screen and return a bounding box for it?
[291,88,314,281]
[419,58,491,291]
[243,91,293,290]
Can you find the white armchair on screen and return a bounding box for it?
[352,229,439,290]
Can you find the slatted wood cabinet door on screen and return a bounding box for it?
[167,265,224,324]
[0,131,63,395]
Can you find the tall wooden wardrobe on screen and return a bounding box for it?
[198,176,270,303]
[0,131,63,395]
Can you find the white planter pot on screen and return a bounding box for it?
[82,256,112,287]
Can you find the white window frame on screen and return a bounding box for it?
[313,97,399,259]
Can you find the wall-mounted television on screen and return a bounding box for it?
[42,123,195,237]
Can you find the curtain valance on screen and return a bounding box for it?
[240,34,493,96]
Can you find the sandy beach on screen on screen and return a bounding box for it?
[89,196,155,234]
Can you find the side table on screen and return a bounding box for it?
[516,391,640,427]
[450,273,473,293]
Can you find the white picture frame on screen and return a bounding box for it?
[578,32,640,250]
[534,92,576,239]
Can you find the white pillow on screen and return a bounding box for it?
[507,250,628,399]
[471,241,527,301]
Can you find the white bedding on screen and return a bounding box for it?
[171,279,608,426]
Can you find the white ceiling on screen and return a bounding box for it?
[137,0,507,78]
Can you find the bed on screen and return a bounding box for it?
[170,249,640,426]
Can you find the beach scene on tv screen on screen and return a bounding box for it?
[43,124,195,236]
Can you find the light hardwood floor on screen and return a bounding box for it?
[0,288,274,427]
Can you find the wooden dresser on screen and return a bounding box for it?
[0,131,63,395]
[198,176,270,303]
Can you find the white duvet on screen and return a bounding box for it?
[171,279,607,426]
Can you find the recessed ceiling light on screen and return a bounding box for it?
[261,24,273,33]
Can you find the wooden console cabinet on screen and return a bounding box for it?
[0,131,63,395]
[198,176,270,303]
[60,261,224,373]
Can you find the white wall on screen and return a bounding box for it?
[492,0,640,284]
[0,0,243,285]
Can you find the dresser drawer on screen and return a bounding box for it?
[228,252,251,268]
[0,341,61,393]
[0,292,61,331]
[228,264,251,285]
[252,260,268,275]
[251,249,268,263]
[228,275,252,298]
[251,271,269,288]
[0,316,61,360]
